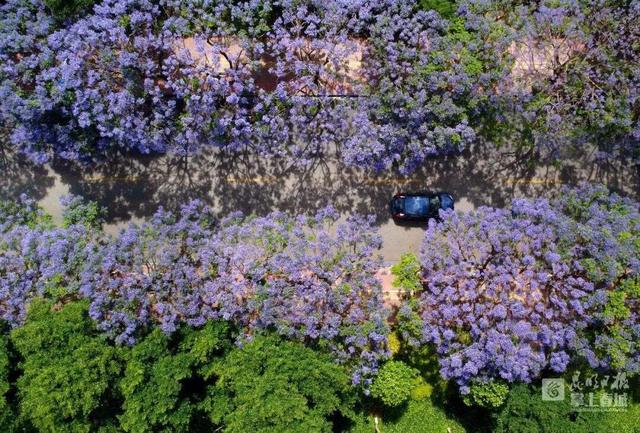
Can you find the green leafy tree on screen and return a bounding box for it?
[0,331,13,431]
[419,0,458,18]
[597,276,640,369]
[370,361,420,407]
[495,384,600,433]
[594,401,640,433]
[61,196,104,229]
[462,380,510,409]
[10,299,122,433]
[349,399,467,433]
[119,322,232,433]
[391,253,423,294]
[204,335,355,433]
[43,0,97,20]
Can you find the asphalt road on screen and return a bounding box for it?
[1,142,638,262]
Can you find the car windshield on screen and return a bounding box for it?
[404,196,430,216]
[440,194,453,209]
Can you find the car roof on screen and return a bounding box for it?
[394,191,449,197]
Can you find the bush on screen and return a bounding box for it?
[43,0,96,19]
[391,253,423,294]
[419,0,458,18]
[370,361,420,407]
[462,381,510,409]
[349,399,467,433]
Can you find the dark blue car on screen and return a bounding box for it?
[390,191,454,222]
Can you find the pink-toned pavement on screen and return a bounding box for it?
[375,267,403,308]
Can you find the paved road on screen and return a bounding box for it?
[1,143,638,262]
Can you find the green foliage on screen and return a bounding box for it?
[589,276,640,370]
[419,0,458,18]
[594,402,640,433]
[495,384,601,433]
[0,198,52,230]
[462,380,510,409]
[349,399,467,433]
[10,299,122,433]
[119,322,232,433]
[391,253,423,294]
[205,335,354,433]
[62,198,104,229]
[43,0,97,20]
[0,332,13,431]
[395,299,424,345]
[370,361,419,408]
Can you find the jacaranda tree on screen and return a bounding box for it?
[0,196,389,385]
[463,0,640,161]
[0,0,505,172]
[401,184,639,392]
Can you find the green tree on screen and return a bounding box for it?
[61,196,104,229]
[43,0,97,20]
[463,380,510,409]
[349,399,467,433]
[370,361,419,408]
[204,335,355,433]
[0,331,13,431]
[419,0,458,18]
[119,322,232,433]
[10,299,122,433]
[391,253,423,294]
[495,384,600,433]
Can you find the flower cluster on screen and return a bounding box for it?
[0,0,503,171]
[404,184,639,391]
[0,197,389,383]
[463,0,640,161]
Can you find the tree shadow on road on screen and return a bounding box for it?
[45,141,639,227]
[0,139,54,201]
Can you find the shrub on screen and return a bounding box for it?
[43,0,96,19]
[349,399,467,433]
[462,380,510,409]
[391,253,422,294]
[370,361,420,407]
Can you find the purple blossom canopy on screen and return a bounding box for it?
[407,184,640,391]
[0,196,389,383]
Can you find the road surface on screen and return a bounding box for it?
[1,142,638,262]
